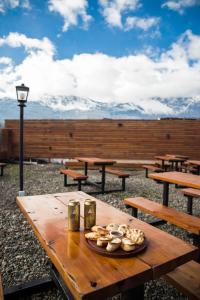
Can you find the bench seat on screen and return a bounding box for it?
[60,169,88,191]
[105,168,130,178]
[105,168,129,191]
[164,260,200,300]
[180,188,200,215]
[124,197,200,235]
[142,165,163,178]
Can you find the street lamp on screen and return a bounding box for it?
[16,83,29,196]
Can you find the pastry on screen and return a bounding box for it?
[126,228,145,245]
[85,232,100,241]
[106,238,121,252]
[106,223,119,231]
[91,225,108,236]
[121,238,136,252]
[118,224,129,235]
[97,236,112,247]
[91,225,104,232]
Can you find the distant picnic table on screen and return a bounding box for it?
[149,171,200,206]
[155,155,186,171]
[187,160,200,175]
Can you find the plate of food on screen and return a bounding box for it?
[84,223,147,258]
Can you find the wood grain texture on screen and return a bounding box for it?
[124,197,200,235]
[0,129,12,160]
[105,168,130,178]
[180,188,200,198]
[16,191,198,299]
[4,119,200,159]
[164,260,200,300]
[60,169,88,180]
[75,157,116,165]
[155,156,185,162]
[188,160,200,167]
[149,172,200,189]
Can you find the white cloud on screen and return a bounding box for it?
[99,0,140,28]
[0,32,55,56]
[0,0,30,13]
[48,0,92,32]
[0,31,200,112]
[125,16,159,31]
[162,0,199,14]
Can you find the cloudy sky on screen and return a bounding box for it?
[0,0,200,103]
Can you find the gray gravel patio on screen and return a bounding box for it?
[1,163,199,299]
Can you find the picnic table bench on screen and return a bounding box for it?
[180,188,200,215]
[164,260,200,300]
[104,167,130,191]
[142,165,163,178]
[124,196,200,299]
[0,163,6,176]
[60,169,88,191]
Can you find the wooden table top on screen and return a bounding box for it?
[75,157,116,165]
[188,160,200,166]
[166,154,189,160]
[149,171,200,189]
[155,156,185,162]
[16,192,197,300]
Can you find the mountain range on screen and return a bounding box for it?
[0,95,200,122]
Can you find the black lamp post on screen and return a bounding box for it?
[16,83,29,195]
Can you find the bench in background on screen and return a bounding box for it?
[142,165,163,178]
[60,169,88,191]
[105,168,129,191]
[180,188,200,215]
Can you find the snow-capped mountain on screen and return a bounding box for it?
[0,95,199,120]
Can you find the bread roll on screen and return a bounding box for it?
[106,238,121,252]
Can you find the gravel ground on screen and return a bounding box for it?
[0,163,199,300]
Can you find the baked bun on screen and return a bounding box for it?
[97,236,112,247]
[121,238,136,252]
[106,223,119,231]
[118,224,129,235]
[85,232,100,241]
[91,225,108,236]
[106,238,121,252]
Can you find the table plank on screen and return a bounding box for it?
[16,193,151,300]
[188,160,200,166]
[149,171,200,189]
[55,192,197,277]
[75,157,116,165]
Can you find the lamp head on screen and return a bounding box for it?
[16,83,29,103]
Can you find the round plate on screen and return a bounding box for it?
[85,238,148,258]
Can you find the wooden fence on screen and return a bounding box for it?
[4,119,200,160]
[0,129,12,160]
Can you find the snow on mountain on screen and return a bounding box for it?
[0,95,199,120]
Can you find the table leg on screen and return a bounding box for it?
[163,182,169,206]
[50,264,74,300]
[122,284,144,300]
[84,162,88,176]
[197,166,200,176]
[101,165,106,194]
[161,160,164,169]
[0,167,3,176]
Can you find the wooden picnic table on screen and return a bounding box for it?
[149,171,200,206]
[155,155,186,171]
[16,191,198,300]
[75,157,116,194]
[187,160,200,175]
